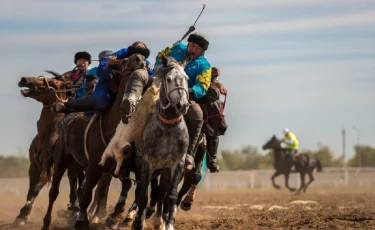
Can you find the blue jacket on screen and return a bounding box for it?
[154,42,211,99]
[93,48,154,111]
[97,48,154,82]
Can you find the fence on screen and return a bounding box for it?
[200,167,375,190]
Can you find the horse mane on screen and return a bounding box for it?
[45,70,64,80]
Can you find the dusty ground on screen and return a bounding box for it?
[0,178,374,229]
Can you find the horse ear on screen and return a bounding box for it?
[161,55,168,67]
[45,70,63,80]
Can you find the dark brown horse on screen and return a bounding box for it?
[13,74,82,226]
[262,135,322,194]
[40,54,147,230]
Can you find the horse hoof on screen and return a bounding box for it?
[289,188,296,192]
[105,216,119,230]
[274,185,281,190]
[180,202,192,211]
[145,206,156,219]
[165,223,174,230]
[131,221,143,230]
[154,222,165,230]
[13,217,27,226]
[91,215,100,224]
[74,220,89,230]
[122,217,135,227]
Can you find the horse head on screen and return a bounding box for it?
[155,55,190,115]
[262,135,281,151]
[18,71,72,105]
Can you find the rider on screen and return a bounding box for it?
[87,50,114,79]
[152,32,212,170]
[281,128,299,162]
[54,42,153,114]
[61,51,93,99]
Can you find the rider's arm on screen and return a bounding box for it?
[111,48,128,60]
[146,60,154,76]
[191,62,212,100]
[154,42,186,71]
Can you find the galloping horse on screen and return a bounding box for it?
[40,54,148,230]
[262,135,322,194]
[14,74,83,226]
[130,56,190,230]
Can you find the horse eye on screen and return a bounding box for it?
[166,77,172,83]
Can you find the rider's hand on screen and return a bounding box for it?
[188,88,195,100]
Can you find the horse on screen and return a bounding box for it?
[13,73,85,226]
[39,54,148,230]
[98,80,162,229]
[128,56,190,230]
[262,135,323,194]
[177,98,228,212]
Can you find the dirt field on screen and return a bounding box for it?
[0,178,374,229]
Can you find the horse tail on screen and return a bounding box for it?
[316,159,322,172]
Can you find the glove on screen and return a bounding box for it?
[188,88,195,100]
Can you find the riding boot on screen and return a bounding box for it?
[120,69,149,124]
[54,95,96,114]
[206,135,220,173]
[184,103,204,171]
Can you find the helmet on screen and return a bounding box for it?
[283,128,290,135]
[74,51,91,64]
[98,50,113,61]
[187,32,209,50]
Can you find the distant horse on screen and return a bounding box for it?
[130,56,190,230]
[262,135,322,193]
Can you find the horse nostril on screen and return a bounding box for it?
[20,77,28,84]
[176,103,182,109]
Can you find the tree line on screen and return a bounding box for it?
[0,144,374,177]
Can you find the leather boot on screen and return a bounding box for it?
[54,95,96,114]
[120,70,149,124]
[206,136,220,173]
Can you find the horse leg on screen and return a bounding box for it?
[271,170,282,189]
[14,162,44,226]
[106,172,131,230]
[284,173,296,192]
[67,160,82,212]
[153,173,170,229]
[303,171,315,192]
[91,173,112,223]
[145,176,159,219]
[296,172,306,194]
[132,164,151,230]
[74,165,103,230]
[41,154,68,230]
[122,201,138,226]
[180,142,205,211]
[165,162,184,230]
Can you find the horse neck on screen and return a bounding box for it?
[273,147,284,161]
[38,106,63,137]
[102,73,129,135]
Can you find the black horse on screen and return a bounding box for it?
[262,135,322,194]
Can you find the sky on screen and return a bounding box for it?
[1,0,375,160]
